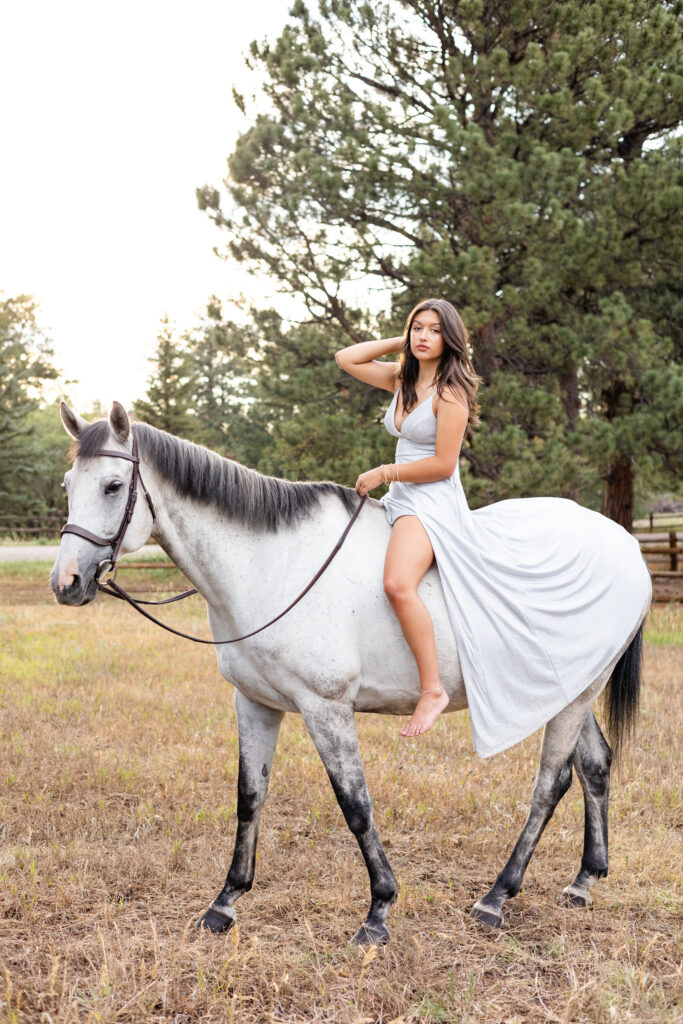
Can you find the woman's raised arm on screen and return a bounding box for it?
[335,336,404,392]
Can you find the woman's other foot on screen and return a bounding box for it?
[400,687,449,737]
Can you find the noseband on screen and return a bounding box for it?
[61,432,156,580]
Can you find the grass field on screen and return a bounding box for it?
[1,562,681,1023]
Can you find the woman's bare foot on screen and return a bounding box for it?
[400,687,449,737]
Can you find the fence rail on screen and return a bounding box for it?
[632,511,683,533]
[634,530,681,572]
[0,513,67,537]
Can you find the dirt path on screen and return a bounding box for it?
[0,544,163,562]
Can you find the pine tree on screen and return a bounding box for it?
[199,0,683,525]
[249,308,396,485]
[133,318,195,438]
[25,403,73,516]
[0,294,58,514]
[185,299,270,466]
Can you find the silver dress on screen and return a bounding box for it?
[380,389,651,757]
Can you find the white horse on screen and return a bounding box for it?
[51,402,650,942]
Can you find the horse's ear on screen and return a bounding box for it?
[60,401,89,439]
[109,401,130,443]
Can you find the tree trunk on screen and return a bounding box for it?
[470,319,498,386]
[558,358,580,501]
[601,457,634,531]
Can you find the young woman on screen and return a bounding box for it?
[336,298,481,738]
[336,297,650,757]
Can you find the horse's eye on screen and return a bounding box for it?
[105,480,123,495]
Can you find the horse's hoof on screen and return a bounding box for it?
[470,901,503,929]
[559,885,592,908]
[196,904,236,933]
[351,922,390,946]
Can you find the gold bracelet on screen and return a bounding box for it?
[395,463,400,482]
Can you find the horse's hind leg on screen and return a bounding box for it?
[560,709,612,907]
[300,698,398,945]
[471,695,594,929]
[198,692,283,933]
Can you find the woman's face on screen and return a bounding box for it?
[409,309,445,364]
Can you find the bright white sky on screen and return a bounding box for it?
[0,0,292,410]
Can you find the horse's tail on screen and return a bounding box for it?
[604,622,644,762]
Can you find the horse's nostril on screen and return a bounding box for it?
[57,558,81,592]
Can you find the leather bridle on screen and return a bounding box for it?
[60,432,367,645]
[61,432,156,582]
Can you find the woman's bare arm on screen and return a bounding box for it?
[335,336,404,392]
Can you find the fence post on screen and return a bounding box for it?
[670,529,678,572]
[649,512,654,530]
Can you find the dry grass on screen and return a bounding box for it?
[0,564,681,1023]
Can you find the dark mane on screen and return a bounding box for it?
[74,420,358,531]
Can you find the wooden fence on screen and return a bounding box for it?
[634,527,683,603]
[633,513,683,601]
[633,511,683,534]
[635,530,680,571]
[0,512,67,537]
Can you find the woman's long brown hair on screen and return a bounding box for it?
[397,298,481,428]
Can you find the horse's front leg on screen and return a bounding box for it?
[197,691,283,933]
[301,698,398,945]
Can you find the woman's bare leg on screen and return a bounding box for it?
[384,515,449,736]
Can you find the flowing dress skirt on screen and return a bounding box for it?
[380,392,651,757]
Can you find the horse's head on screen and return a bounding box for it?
[51,402,155,606]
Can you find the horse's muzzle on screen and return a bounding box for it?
[50,566,99,606]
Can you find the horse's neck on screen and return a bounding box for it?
[145,470,340,620]
[146,473,252,606]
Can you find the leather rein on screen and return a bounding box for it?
[61,435,367,646]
